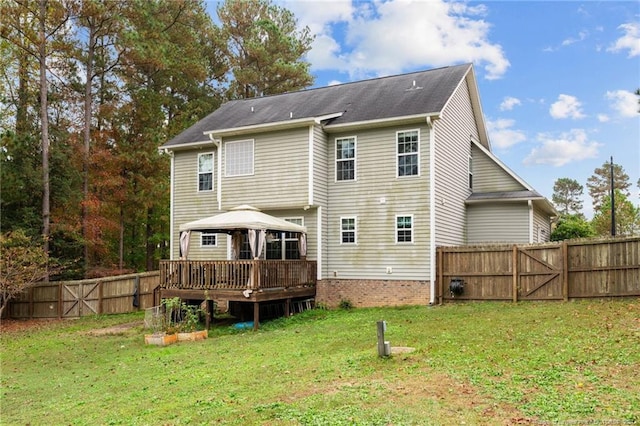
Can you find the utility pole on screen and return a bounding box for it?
[610,156,616,236]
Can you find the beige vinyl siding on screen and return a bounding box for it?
[311,125,329,277]
[312,124,329,207]
[172,148,224,260]
[466,203,530,243]
[220,128,309,210]
[472,144,526,192]
[533,206,551,243]
[326,124,431,280]
[434,76,478,246]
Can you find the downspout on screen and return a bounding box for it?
[208,134,222,210]
[163,148,175,260]
[427,116,436,305]
[528,200,534,243]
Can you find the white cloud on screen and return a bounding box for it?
[524,129,601,166]
[486,118,526,149]
[499,96,521,111]
[597,114,610,123]
[289,0,510,80]
[607,22,640,57]
[605,90,638,118]
[561,30,588,47]
[550,94,586,119]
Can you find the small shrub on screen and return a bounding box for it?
[338,299,354,310]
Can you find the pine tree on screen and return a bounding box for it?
[552,177,584,217]
[218,0,314,99]
[586,161,631,211]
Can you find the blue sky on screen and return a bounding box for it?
[207,1,640,218]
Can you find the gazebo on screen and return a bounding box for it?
[158,206,316,329]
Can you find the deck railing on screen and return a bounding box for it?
[159,260,317,291]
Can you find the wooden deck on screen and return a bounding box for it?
[158,260,317,329]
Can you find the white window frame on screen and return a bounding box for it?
[200,233,217,247]
[335,136,356,182]
[395,214,414,243]
[340,216,357,244]
[225,139,254,177]
[396,130,420,178]
[197,152,214,192]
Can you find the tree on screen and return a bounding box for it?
[0,230,51,316]
[0,0,74,263]
[586,160,631,211]
[550,214,595,241]
[591,190,640,236]
[218,0,314,99]
[552,177,584,216]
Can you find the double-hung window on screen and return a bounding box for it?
[198,152,214,191]
[340,217,357,244]
[201,233,217,247]
[225,140,254,177]
[396,215,413,243]
[397,130,419,177]
[336,137,356,181]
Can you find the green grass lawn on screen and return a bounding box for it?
[1,300,638,425]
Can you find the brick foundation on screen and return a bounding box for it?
[316,279,432,308]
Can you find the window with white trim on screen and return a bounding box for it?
[397,130,419,177]
[201,233,217,247]
[198,152,214,191]
[340,217,356,244]
[225,140,254,176]
[336,137,356,181]
[396,215,413,243]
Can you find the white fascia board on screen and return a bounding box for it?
[471,139,534,191]
[323,113,440,133]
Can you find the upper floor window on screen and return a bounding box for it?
[340,217,357,244]
[336,137,356,181]
[397,130,419,177]
[396,215,413,243]
[198,152,213,191]
[225,140,254,177]
[201,233,217,247]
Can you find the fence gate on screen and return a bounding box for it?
[516,247,562,300]
[62,283,100,317]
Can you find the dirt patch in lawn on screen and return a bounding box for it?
[0,318,67,334]
[86,321,143,336]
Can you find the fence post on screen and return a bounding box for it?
[58,282,62,319]
[98,280,104,314]
[562,241,569,301]
[512,245,518,303]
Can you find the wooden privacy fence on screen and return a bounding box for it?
[8,272,160,319]
[437,236,640,302]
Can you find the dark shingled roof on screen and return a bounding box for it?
[466,191,545,202]
[162,63,471,148]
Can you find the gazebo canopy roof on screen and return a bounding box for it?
[178,205,307,234]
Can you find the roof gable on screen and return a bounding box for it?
[162,64,472,148]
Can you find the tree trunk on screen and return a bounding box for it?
[83,24,96,273]
[38,0,50,278]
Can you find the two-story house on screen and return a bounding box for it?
[160,63,556,309]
